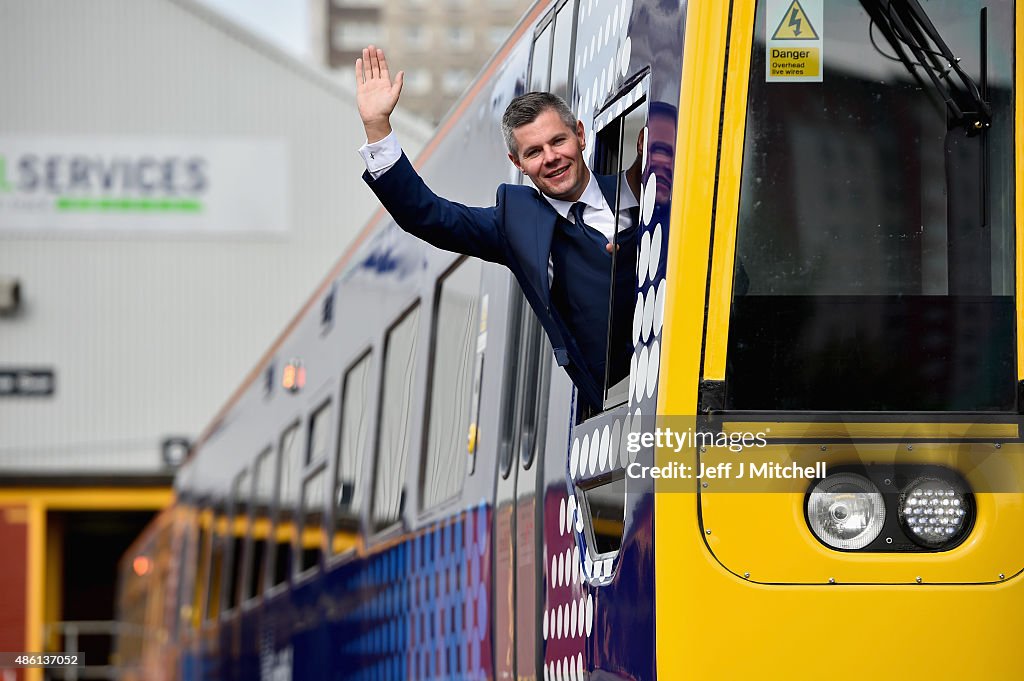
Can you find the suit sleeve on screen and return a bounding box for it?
[362,152,508,265]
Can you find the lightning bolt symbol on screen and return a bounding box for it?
[788,8,802,36]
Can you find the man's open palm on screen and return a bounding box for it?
[355,46,403,139]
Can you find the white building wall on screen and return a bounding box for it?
[0,0,431,474]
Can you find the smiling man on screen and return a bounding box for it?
[355,46,640,411]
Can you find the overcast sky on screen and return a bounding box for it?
[199,0,310,58]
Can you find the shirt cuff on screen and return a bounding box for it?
[359,131,403,180]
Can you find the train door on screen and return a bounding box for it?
[492,4,578,680]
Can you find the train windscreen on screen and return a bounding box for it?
[727,0,1016,412]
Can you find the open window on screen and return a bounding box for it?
[589,78,650,412]
[564,80,654,569]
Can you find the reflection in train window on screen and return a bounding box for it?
[225,469,249,613]
[372,303,421,531]
[246,447,273,600]
[422,257,482,510]
[334,351,373,544]
[271,422,301,587]
[579,474,626,555]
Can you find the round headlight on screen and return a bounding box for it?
[807,473,885,550]
[899,477,970,548]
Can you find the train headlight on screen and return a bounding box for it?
[899,477,970,548]
[807,473,885,550]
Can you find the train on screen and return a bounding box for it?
[115,0,1024,679]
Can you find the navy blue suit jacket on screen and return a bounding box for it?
[363,152,622,409]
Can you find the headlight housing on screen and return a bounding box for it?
[807,473,885,550]
[898,477,971,549]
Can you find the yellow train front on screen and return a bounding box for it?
[114,1,1024,679]
[659,0,1024,678]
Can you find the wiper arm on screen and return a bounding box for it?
[863,0,990,135]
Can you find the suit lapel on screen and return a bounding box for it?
[531,195,558,299]
[506,187,559,303]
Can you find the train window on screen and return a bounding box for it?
[421,257,483,510]
[727,0,1016,412]
[579,473,626,555]
[224,469,249,614]
[171,509,191,636]
[518,315,552,471]
[246,447,273,600]
[271,422,301,587]
[591,85,650,411]
[371,302,421,531]
[529,20,553,91]
[306,400,333,466]
[298,464,326,574]
[296,401,331,574]
[548,0,575,100]
[204,507,226,621]
[188,508,210,630]
[334,350,373,543]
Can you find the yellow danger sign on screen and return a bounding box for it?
[769,47,820,78]
[766,0,823,82]
[772,0,819,40]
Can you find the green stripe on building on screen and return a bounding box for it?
[55,198,203,212]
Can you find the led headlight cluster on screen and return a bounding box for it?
[806,468,973,552]
[898,478,969,547]
[807,473,885,550]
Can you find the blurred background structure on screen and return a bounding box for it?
[0,0,430,677]
[309,0,534,123]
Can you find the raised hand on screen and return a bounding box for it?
[355,45,405,143]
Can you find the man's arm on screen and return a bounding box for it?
[364,152,508,264]
[354,45,507,265]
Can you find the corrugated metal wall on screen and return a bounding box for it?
[0,0,432,473]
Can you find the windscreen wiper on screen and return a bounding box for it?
[862,0,990,135]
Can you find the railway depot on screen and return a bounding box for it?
[3,0,1022,679]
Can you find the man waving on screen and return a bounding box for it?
[356,46,639,412]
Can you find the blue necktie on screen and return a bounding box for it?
[569,201,588,228]
[567,201,610,252]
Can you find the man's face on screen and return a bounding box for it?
[509,109,590,202]
[647,114,676,205]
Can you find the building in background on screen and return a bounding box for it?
[311,0,535,123]
[0,1,430,678]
